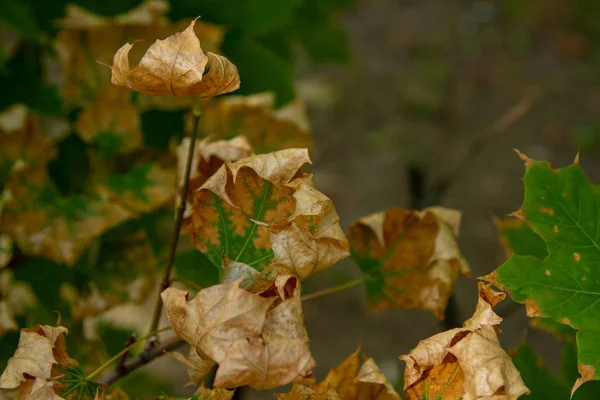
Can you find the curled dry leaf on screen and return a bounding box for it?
[197,92,312,153]
[278,347,400,399]
[110,19,240,97]
[0,325,76,400]
[400,283,529,400]
[162,274,315,389]
[348,206,471,319]
[55,0,170,105]
[189,149,349,281]
[177,135,253,231]
[0,168,131,265]
[74,84,142,156]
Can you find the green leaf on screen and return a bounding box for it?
[174,250,220,289]
[222,31,295,106]
[497,218,548,259]
[488,157,600,385]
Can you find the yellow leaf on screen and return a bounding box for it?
[162,274,315,389]
[109,19,239,97]
[400,283,529,400]
[348,207,471,318]
[198,93,311,153]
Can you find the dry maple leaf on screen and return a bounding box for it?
[177,135,253,232]
[197,92,311,153]
[400,283,529,400]
[348,206,471,318]
[189,149,349,280]
[55,0,171,105]
[0,325,76,400]
[109,19,239,97]
[278,347,400,399]
[162,274,315,389]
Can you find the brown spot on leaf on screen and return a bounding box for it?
[562,317,571,325]
[540,207,554,215]
[574,253,581,262]
[524,299,544,318]
[582,276,587,281]
[509,209,525,220]
[545,270,551,276]
[562,191,568,197]
[553,226,559,233]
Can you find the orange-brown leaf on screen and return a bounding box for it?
[109,19,239,97]
[348,207,470,318]
[400,282,529,400]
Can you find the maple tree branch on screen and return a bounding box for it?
[432,89,542,201]
[301,278,364,302]
[147,100,202,338]
[98,336,185,386]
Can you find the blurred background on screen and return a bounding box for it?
[2,0,600,398]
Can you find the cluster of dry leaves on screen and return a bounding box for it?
[0,4,532,400]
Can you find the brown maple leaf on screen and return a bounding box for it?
[348,206,471,318]
[162,274,315,389]
[278,348,400,399]
[0,325,77,400]
[400,283,529,400]
[109,19,239,97]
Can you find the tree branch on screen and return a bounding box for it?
[98,336,185,386]
[147,101,202,337]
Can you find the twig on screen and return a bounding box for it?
[432,89,542,200]
[147,100,202,338]
[301,278,364,302]
[98,336,185,386]
[86,327,171,382]
[117,335,137,374]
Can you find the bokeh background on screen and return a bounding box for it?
[2,0,600,398]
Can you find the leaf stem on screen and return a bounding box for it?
[85,326,171,381]
[301,278,364,302]
[147,99,202,337]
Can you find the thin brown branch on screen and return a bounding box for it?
[147,101,202,338]
[301,278,364,302]
[98,336,185,386]
[432,88,543,200]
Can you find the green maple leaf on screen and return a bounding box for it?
[485,154,600,391]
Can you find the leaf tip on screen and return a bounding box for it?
[514,149,535,167]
